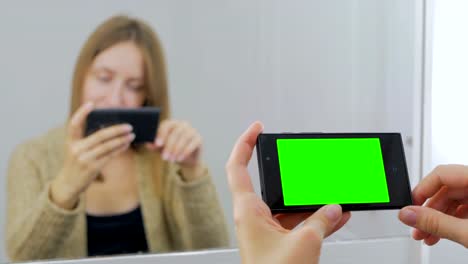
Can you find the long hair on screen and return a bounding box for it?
[70,15,170,121]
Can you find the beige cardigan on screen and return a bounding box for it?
[6,126,229,262]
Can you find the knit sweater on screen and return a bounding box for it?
[6,126,229,262]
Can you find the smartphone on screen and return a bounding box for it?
[256,133,413,213]
[84,107,160,144]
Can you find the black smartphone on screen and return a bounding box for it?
[84,107,160,144]
[256,133,413,213]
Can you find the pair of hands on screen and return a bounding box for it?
[51,102,203,209]
[226,122,468,264]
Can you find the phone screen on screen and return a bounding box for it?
[276,138,390,206]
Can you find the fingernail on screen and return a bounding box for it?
[324,204,341,222]
[155,138,163,146]
[128,133,135,141]
[125,124,133,131]
[162,152,170,160]
[400,208,417,226]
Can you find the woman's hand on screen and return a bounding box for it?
[146,120,204,181]
[50,102,135,210]
[226,122,351,264]
[399,164,468,247]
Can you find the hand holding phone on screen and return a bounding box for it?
[256,132,413,213]
[50,103,135,210]
[226,122,351,264]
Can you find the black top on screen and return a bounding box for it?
[86,206,149,257]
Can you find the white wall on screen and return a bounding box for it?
[425,0,468,263]
[0,1,424,263]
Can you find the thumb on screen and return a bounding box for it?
[69,102,94,140]
[299,204,343,240]
[399,206,468,247]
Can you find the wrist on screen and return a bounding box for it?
[179,162,205,182]
[50,174,79,210]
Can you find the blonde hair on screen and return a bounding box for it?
[70,15,170,120]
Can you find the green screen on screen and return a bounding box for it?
[276,138,390,206]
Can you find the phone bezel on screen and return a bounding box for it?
[256,133,413,213]
[84,107,160,144]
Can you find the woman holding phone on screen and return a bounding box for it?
[6,15,228,262]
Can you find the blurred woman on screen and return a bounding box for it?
[6,15,229,262]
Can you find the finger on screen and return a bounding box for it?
[446,188,468,200]
[226,121,264,197]
[424,186,450,212]
[413,164,468,205]
[80,142,131,183]
[399,205,468,246]
[455,205,468,218]
[79,133,135,162]
[413,228,431,241]
[300,204,344,240]
[274,210,351,236]
[162,122,189,161]
[155,120,177,148]
[413,202,468,242]
[94,142,132,169]
[446,200,462,216]
[171,127,197,161]
[410,198,458,241]
[68,102,94,140]
[177,135,202,162]
[328,211,351,236]
[145,143,157,151]
[77,124,133,153]
[274,212,312,230]
[424,235,441,246]
[423,187,468,213]
[412,198,458,241]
